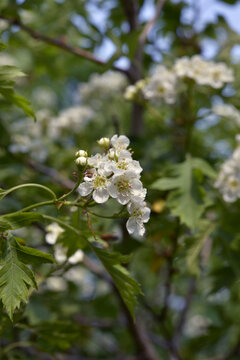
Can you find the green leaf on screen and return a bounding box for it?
[14,237,56,265]
[92,246,142,317]
[0,65,36,120]
[0,41,6,51]
[0,234,38,320]
[187,223,216,276]
[0,212,43,232]
[151,157,215,229]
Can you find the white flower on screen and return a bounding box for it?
[111,134,130,153]
[108,170,145,205]
[68,249,84,264]
[212,103,240,126]
[126,200,151,237]
[124,79,146,101]
[142,65,177,105]
[174,55,234,88]
[110,150,142,175]
[79,168,111,203]
[215,139,240,202]
[45,223,64,245]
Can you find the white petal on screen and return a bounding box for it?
[117,193,130,205]
[69,250,84,264]
[142,207,151,222]
[79,182,93,196]
[108,183,118,198]
[126,217,137,234]
[93,188,109,203]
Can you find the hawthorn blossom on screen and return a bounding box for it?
[126,200,151,237]
[215,136,240,202]
[45,222,64,245]
[142,65,177,105]
[212,103,240,126]
[79,167,111,203]
[174,56,234,88]
[76,135,150,236]
[108,170,145,205]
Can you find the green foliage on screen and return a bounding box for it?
[0,212,43,232]
[0,234,54,320]
[152,157,216,229]
[92,246,142,317]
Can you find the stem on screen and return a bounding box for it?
[42,214,82,236]
[16,200,55,213]
[2,183,56,200]
[57,176,82,202]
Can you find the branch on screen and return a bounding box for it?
[138,0,167,48]
[0,15,127,75]
[173,277,196,347]
[120,0,139,32]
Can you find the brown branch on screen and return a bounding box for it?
[138,0,167,49]
[120,0,139,32]
[0,15,127,76]
[173,277,196,347]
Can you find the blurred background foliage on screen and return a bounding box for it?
[1,0,240,359]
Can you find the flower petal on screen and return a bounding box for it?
[93,188,109,203]
[79,182,93,196]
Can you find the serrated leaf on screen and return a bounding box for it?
[187,223,215,276]
[0,65,35,120]
[14,237,56,265]
[0,212,43,232]
[151,157,214,229]
[0,234,37,320]
[92,246,142,317]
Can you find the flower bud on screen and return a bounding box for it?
[97,137,110,148]
[75,150,88,158]
[75,156,87,167]
[108,148,117,160]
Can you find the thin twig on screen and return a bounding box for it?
[0,15,127,76]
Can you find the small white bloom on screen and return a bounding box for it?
[215,139,240,202]
[54,244,67,263]
[68,249,84,264]
[111,150,142,175]
[111,134,130,153]
[126,200,151,237]
[45,223,64,245]
[108,170,145,205]
[143,65,177,105]
[212,103,240,126]
[79,168,111,203]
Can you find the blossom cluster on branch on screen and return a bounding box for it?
[215,135,240,202]
[75,135,150,237]
[124,55,234,105]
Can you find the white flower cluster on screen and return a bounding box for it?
[79,71,126,102]
[173,55,234,88]
[212,103,240,126]
[215,136,240,202]
[48,106,94,139]
[142,65,177,105]
[76,135,150,237]
[124,56,234,105]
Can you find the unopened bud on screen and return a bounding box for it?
[75,156,87,167]
[108,149,117,160]
[97,137,110,148]
[75,150,88,158]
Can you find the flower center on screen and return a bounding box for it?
[116,178,131,192]
[94,175,107,189]
[117,161,128,170]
